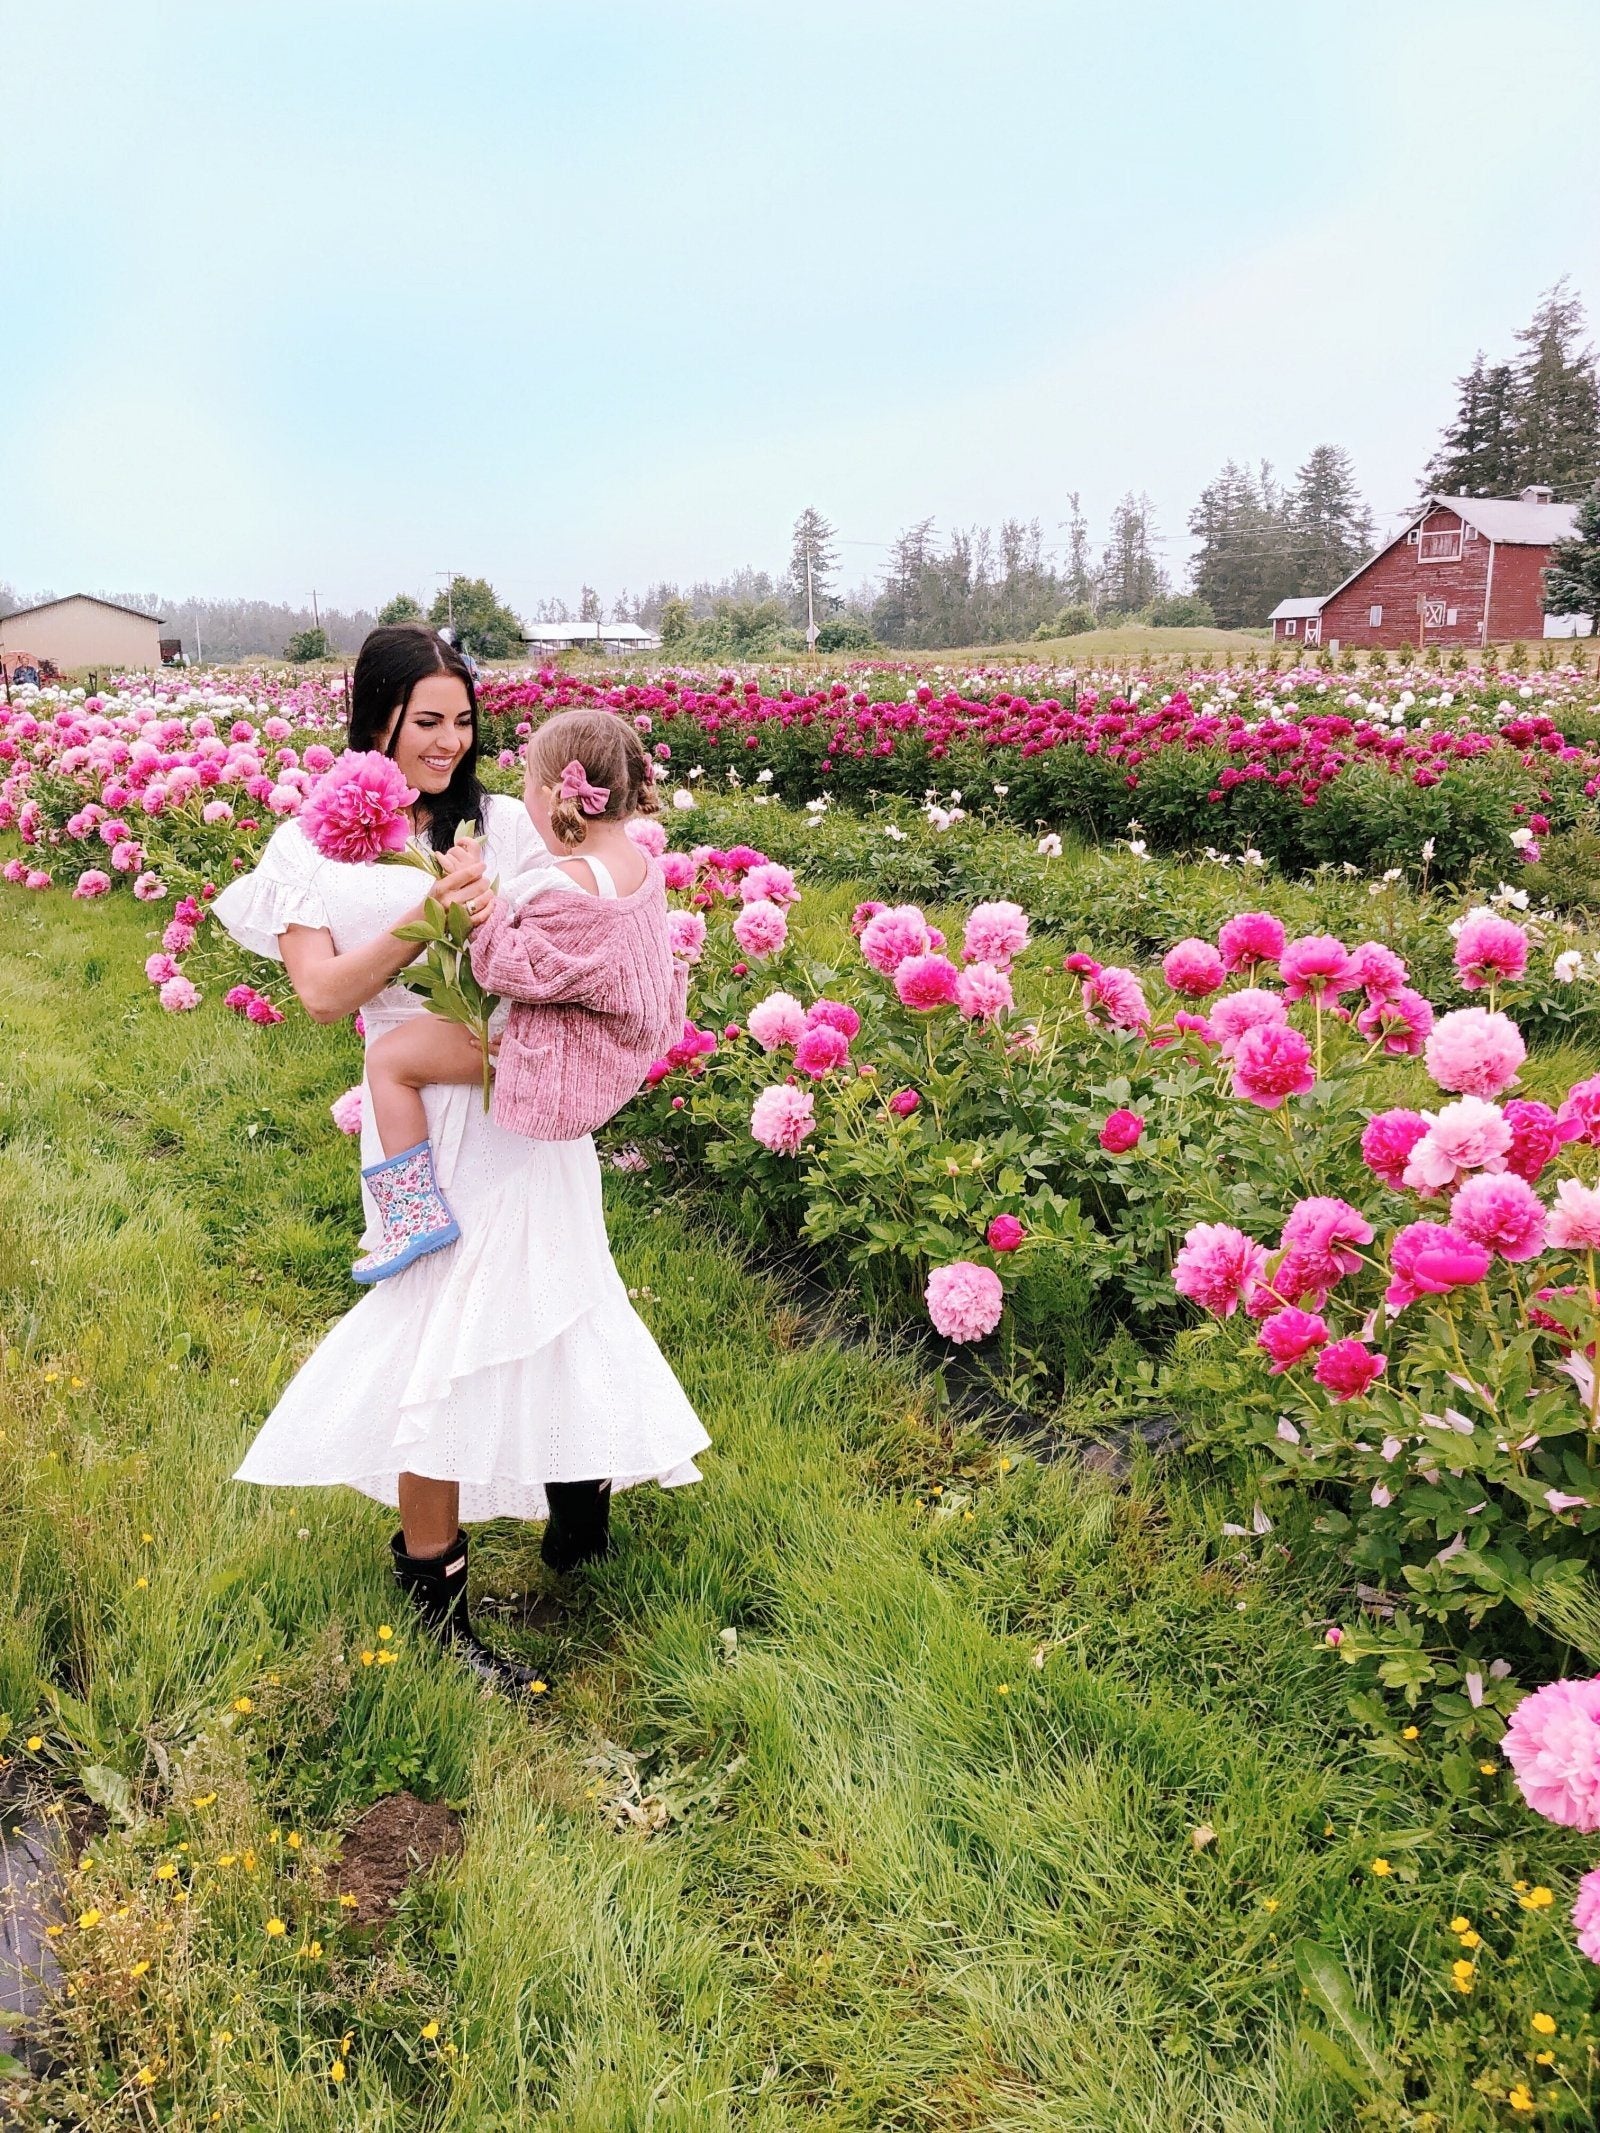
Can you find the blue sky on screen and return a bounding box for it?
[5,0,1599,614]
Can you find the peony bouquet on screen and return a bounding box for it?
[299,750,500,1108]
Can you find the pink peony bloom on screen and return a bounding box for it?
[794,1024,849,1078]
[1385,1222,1493,1311]
[1279,934,1359,1002]
[1217,912,1285,973]
[1232,1022,1315,1109]
[1454,913,1529,991]
[747,991,809,1052]
[1314,1339,1387,1401]
[110,839,144,874]
[1501,1676,1600,1831]
[132,870,166,902]
[24,869,52,890]
[986,1215,1026,1252]
[660,851,696,892]
[1083,965,1150,1031]
[1279,1197,1373,1291]
[1162,937,1226,999]
[1425,1006,1526,1098]
[202,799,234,825]
[955,960,1014,1020]
[666,910,707,963]
[1173,1009,1216,1047]
[162,918,197,955]
[1210,987,1288,1058]
[962,900,1029,968]
[72,869,112,899]
[144,952,179,985]
[1402,1096,1512,1193]
[1173,1222,1268,1319]
[1350,940,1409,1000]
[749,1083,816,1155]
[624,816,668,857]
[158,974,201,1013]
[1574,1866,1600,1965]
[807,998,861,1040]
[1257,1307,1329,1372]
[732,899,789,958]
[1356,986,1434,1056]
[1557,1075,1600,1146]
[860,904,931,973]
[740,861,798,907]
[1099,1109,1144,1153]
[1503,1098,1563,1183]
[330,1086,363,1135]
[888,1087,920,1117]
[925,1261,1005,1342]
[224,984,257,1013]
[895,953,962,1011]
[1450,1172,1547,1260]
[1361,1109,1431,1189]
[246,994,284,1026]
[1062,951,1101,979]
[299,749,416,865]
[1548,1178,1600,1252]
[850,899,887,937]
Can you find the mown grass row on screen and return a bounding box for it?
[0,887,1596,2128]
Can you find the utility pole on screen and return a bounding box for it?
[804,541,819,654]
[195,610,202,666]
[312,589,320,630]
[435,572,459,631]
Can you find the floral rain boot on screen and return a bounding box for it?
[352,1139,460,1284]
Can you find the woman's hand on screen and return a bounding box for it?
[406,844,496,933]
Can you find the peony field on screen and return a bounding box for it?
[14,647,1600,2127]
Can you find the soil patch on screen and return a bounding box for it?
[334,1791,464,1927]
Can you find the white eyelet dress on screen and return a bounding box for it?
[210,793,709,1522]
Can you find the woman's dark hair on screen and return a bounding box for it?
[347,624,487,852]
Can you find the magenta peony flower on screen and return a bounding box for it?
[1217,911,1285,973]
[1314,1339,1387,1401]
[1454,913,1529,991]
[851,899,887,937]
[72,869,111,899]
[860,904,931,973]
[1232,1022,1315,1109]
[1548,1178,1600,1251]
[1173,1009,1216,1047]
[1062,951,1102,979]
[747,991,809,1052]
[1402,1096,1512,1193]
[1210,987,1288,1058]
[1356,986,1434,1056]
[806,998,861,1040]
[895,953,962,1011]
[1574,1866,1600,1965]
[330,1085,363,1135]
[1503,1099,1563,1183]
[1279,1196,1373,1291]
[1425,1006,1526,1098]
[955,961,1014,1020]
[962,900,1030,968]
[888,1087,921,1117]
[1450,1172,1547,1260]
[1350,940,1409,1000]
[162,918,196,955]
[299,749,416,865]
[1162,937,1225,999]
[794,1024,849,1078]
[732,898,788,958]
[660,851,695,892]
[666,910,707,963]
[925,1261,1005,1342]
[625,816,668,858]
[158,974,201,1013]
[1257,1307,1329,1372]
[1502,1676,1600,1831]
[1361,1109,1431,1190]
[1099,1109,1144,1153]
[1173,1222,1268,1319]
[246,994,284,1026]
[1280,934,1359,1002]
[986,1214,1026,1252]
[224,984,257,1013]
[749,1083,816,1155]
[1385,1222,1493,1311]
[1557,1074,1600,1146]
[1083,964,1150,1031]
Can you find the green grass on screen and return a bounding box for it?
[2,889,1598,2128]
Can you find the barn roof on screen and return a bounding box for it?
[520,620,660,642]
[1269,596,1327,619]
[1,593,166,625]
[1433,494,1580,545]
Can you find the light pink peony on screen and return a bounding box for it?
[895,953,962,1011]
[747,991,809,1052]
[1356,986,1434,1056]
[1548,1178,1600,1252]
[1503,1099,1563,1183]
[1210,987,1288,1058]
[158,974,201,1012]
[794,1024,849,1078]
[962,901,1029,968]
[144,952,179,985]
[1314,1339,1387,1401]
[1402,1096,1512,1193]
[1501,1676,1600,1831]
[1083,965,1150,1032]
[925,1261,1005,1342]
[1574,1866,1600,1964]
[1557,1075,1600,1146]
[1173,1222,1268,1319]
[1162,937,1225,999]
[851,899,887,937]
[1278,1197,1373,1291]
[955,961,1014,1020]
[749,1084,816,1155]
[1231,1022,1315,1109]
[624,816,668,858]
[132,870,166,902]
[72,869,112,899]
[1350,940,1409,1000]
[162,918,196,955]
[1454,913,1529,991]
[1217,911,1285,973]
[1361,1109,1430,1189]
[1385,1222,1492,1311]
[732,898,789,957]
[660,851,696,892]
[806,998,861,1040]
[201,799,234,825]
[1279,934,1358,1001]
[299,749,416,864]
[1450,1172,1547,1261]
[740,861,799,907]
[1257,1307,1329,1372]
[860,904,931,973]
[1425,1006,1526,1097]
[1099,1109,1144,1153]
[666,910,706,963]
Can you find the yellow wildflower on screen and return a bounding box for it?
[376,1649,397,1664]
[1262,1897,1279,1913]
[530,1680,549,1695]
[264,1917,286,1937]
[192,1793,216,1809]
[1508,2084,1534,2114]
[286,1832,302,1850]
[997,1683,1010,1696]
[338,1892,359,1909]
[135,2066,156,2088]
[1458,1929,1482,1950]
[232,1696,253,1715]
[134,1577,148,1590]
[215,2030,234,2048]
[1370,1858,1392,1877]
[360,1650,375,1666]
[129,1960,150,1978]
[1401,1725,1419,1740]
[1479,1761,1497,1775]
[25,1736,42,1752]
[153,1863,176,1881]
[140,1532,153,1543]
[1451,1958,1475,1992]
[1536,2049,1556,2066]
[217,1853,237,1868]
[1514,1878,1529,1892]
[1532,2011,1557,2035]
[1449,1915,1471,1934]
[77,1909,101,1929]
[1520,1885,1555,1910]
[330,2059,346,2084]
[377,1625,393,1641]
[420,2021,440,2040]
[242,1849,257,1871]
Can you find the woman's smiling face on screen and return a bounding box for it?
[381,673,475,798]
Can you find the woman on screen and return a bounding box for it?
[212,625,709,1693]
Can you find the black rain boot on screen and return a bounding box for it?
[540,1480,613,1574]
[390,1527,547,1697]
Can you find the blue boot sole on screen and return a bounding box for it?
[352,1216,461,1285]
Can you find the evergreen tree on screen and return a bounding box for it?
[427,575,525,659]
[1545,491,1600,620]
[1512,279,1600,498]
[377,592,423,625]
[871,518,937,646]
[1059,493,1095,606]
[577,585,602,623]
[1188,459,1293,627]
[1097,493,1166,615]
[1287,445,1375,590]
[786,507,839,627]
[1422,352,1521,496]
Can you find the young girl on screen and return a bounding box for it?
[353,708,685,1281]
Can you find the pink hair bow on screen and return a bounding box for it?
[558,759,610,815]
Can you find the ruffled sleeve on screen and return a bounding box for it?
[209,822,333,962]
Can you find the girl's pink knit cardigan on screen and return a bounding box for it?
[468,858,687,1141]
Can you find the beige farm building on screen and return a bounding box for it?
[0,595,165,675]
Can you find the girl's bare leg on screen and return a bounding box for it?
[398,1473,461,1556]
[365,1018,487,1154]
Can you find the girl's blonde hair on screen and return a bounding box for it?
[526,708,662,849]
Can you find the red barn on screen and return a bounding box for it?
[1270,487,1580,651]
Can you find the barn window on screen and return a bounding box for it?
[1464,524,1478,540]
[1283,618,1297,637]
[1369,604,1383,626]
[1423,599,1447,628]
[1419,526,1463,562]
